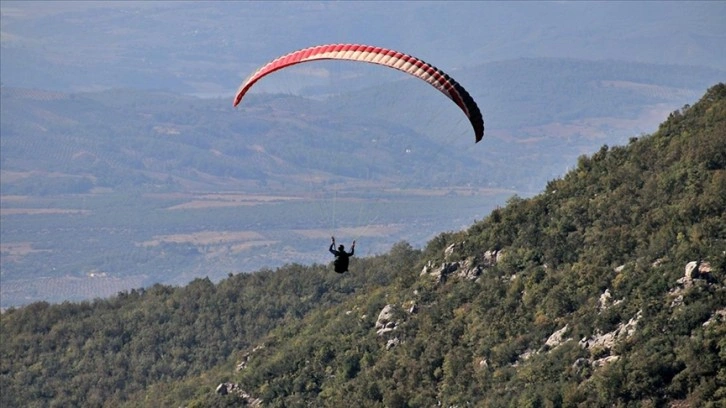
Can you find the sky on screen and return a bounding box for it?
[1,1,724,95]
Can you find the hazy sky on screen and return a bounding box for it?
[2,1,724,94]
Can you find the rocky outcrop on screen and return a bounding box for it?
[375,304,398,336]
[236,344,265,371]
[386,338,400,350]
[579,311,641,351]
[375,302,419,349]
[512,325,572,364]
[703,308,726,327]
[571,355,621,372]
[671,260,719,307]
[515,349,537,365]
[215,382,262,406]
[216,382,235,395]
[482,249,504,267]
[544,324,571,349]
[592,355,620,368]
[421,242,503,283]
[678,260,713,285]
[457,258,484,280]
[598,289,623,312]
[444,242,464,260]
[478,358,489,369]
[571,311,640,372]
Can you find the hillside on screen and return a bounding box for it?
[192,84,726,407]
[1,84,724,407]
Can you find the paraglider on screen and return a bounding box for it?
[233,44,485,273]
[329,236,355,273]
[233,43,484,143]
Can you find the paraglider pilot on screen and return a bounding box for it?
[329,236,355,273]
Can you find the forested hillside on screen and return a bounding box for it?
[1,84,724,407]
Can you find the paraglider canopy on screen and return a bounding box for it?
[234,43,484,143]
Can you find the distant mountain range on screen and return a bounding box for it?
[2,58,722,193]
